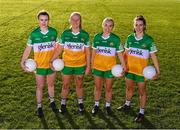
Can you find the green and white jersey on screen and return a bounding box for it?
[92,32,124,71]
[125,33,158,76]
[58,29,90,67]
[27,26,58,68]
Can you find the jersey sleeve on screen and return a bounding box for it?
[124,37,129,50]
[27,34,33,46]
[92,35,98,49]
[149,38,158,53]
[116,37,124,52]
[84,33,90,48]
[54,29,58,42]
[58,32,65,46]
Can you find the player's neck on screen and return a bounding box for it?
[72,28,80,33]
[102,32,110,38]
[40,26,48,33]
[135,32,144,39]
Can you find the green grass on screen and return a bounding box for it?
[0,0,180,128]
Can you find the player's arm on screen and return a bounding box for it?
[50,43,64,62]
[123,37,129,65]
[116,38,127,72]
[123,49,129,64]
[20,46,32,71]
[150,52,160,79]
[49,43,64,70]
[117,52,127,73]
[85,46,91,75]
[91,49,96,69]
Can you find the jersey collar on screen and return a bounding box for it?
[101,33,110,40]
[39,27,49,35]
[134,33,143,41]
[71,28,80,36]
[72,31,80,35]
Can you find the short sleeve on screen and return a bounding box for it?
[27,35,33,46]
[92,35,98,49]
[84,33,90,47]
[124,37,129,50]
[116,37,124,52]
[58,32,65,46]
[54,29,58,42]
[149,38,158,53]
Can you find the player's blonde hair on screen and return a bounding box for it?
[102,17,114,29]
[69,12,82,29]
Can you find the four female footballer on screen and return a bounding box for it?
[21,10,160,121]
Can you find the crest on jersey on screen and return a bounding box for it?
[141,44,147,49]
[51,36,55,41]
[110,42,114,46]
[81,38,85,42]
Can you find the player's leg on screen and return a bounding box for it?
[73,66,86,112]
[59,74,72,113]
[92,75,103,115]
[135,81,147,122]
[104,78,113,115]
[47,70,57,112]
[35,74,46,117]
[117,75,135,111]
[74,74,84,112]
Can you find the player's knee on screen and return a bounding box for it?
[36,84,44,90]
[62,82,69,90]
[76,84,83,90]
[106,87,112,93]
[95,86,101,92]
[127,86,134,92]
[139,89,146,96]
[48,84,54,88]
[47,82,54,87]
[76,76,83,81]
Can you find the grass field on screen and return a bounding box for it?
[0,0,180,129]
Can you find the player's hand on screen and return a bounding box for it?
[152,72,160,80]
[122,64,127,72]
[118,70,125,78]
[20,60,29,72]
[49,60,55,71]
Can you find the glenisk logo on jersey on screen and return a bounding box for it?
[128,47,149,59]
[97,48,111,54]
[96,46,116,56]
[38,42,55,51]
[64,42,84,52]
[129,49,143,56]
[33,42,55,52]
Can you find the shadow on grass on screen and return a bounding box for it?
[124,109,156,129]
[84,110,97,129]
[110,110,128,129]
[54,111,65,129]
[141,117,156,129]
[98,109,116,129]
[40,116,48,129]
[65,110,80,129]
